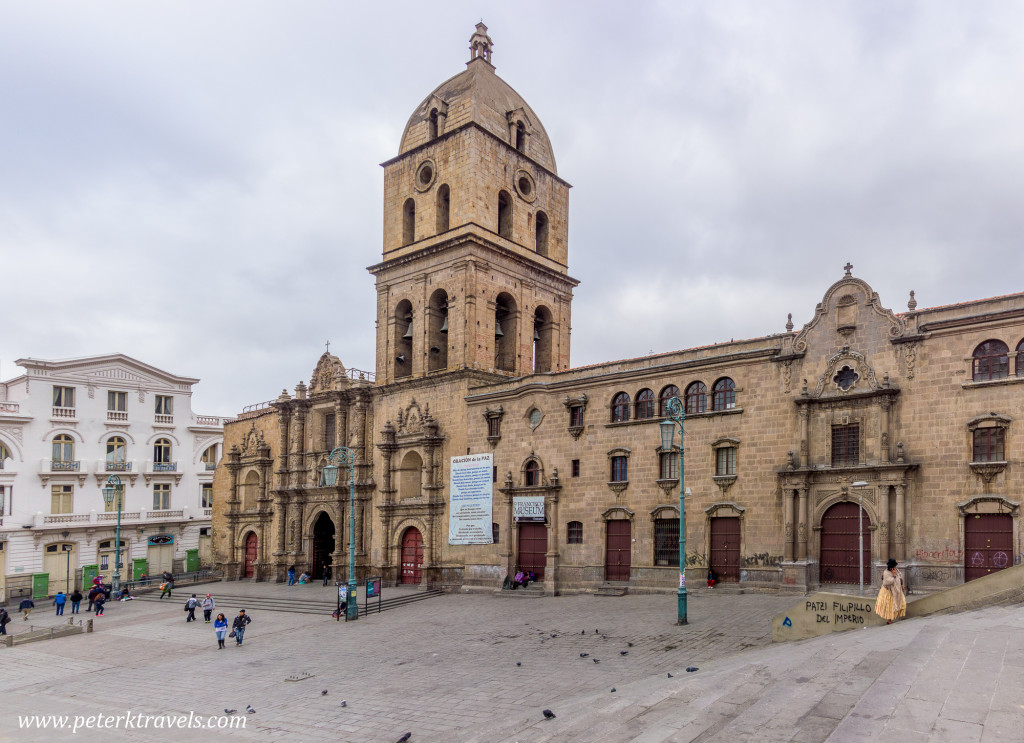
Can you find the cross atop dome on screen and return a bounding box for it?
[469,22,493,66]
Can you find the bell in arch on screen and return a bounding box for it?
[533,324,541,342]
[440,315,449,334]
[402,321,413,340]
[494,319,504,338]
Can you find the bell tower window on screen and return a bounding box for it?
[533,306,553,373]
[428,289,449,372]
[515,121,526,153]
[429,109,439,140]
[403,198,416,245]
[394,300,413,379]
[494,293,517,373]
[535,211,549,256]
[436,184,450,234]
[497,190,512,239]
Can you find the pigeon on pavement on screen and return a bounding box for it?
[340,701,347,708]
[245,705,255,714]
[396,734,412,743]
[516,662,521,666]
[542,709,556,719]
[620,651,628,656]
[592,658,600,664]
[686,666,699,672]
[667,673,674,678]
[321,690,328,696]
[579,653,589,658]
[224,709,236,714]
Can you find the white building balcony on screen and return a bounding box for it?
[39,459,87,486]
[106,411,128,422]
[142,460,183,485]
[90,459,139,485]
[51,406,76,421]
[154,414,174,425]
[31,505,207,531]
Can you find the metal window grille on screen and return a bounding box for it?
[611,456,628,482]
[831,424,859,466]
[716,447,736,476]
[571,459,580,478]
[567,521,583,544]
[654,518,679,565]
[973,428,1005,462]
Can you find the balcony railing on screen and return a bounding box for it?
[52,406,76,418]
[203,508,212,517]
[204,463,216,471]
[105,461,133,472]
[194,415,226,426]
[153,462,177,472]
[51,460,81,472]
[154,414,174,424]
[97,511,140,521]
[107,411,128,422]
[0,401,20,414]
[150,509,184,519]
[44,513,90,523]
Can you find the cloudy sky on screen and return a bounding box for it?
[2,1,1023,416]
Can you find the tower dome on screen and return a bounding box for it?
[398,23,558,174]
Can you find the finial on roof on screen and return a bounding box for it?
[469,22,493,66]
[907,290,917,311]
[843,262,853,277]
[786,313,794,332]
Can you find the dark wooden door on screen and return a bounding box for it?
[605,520,631,581]
[244,532,257,579]
[516,522,547,579]
[819,502,871,584]
[311,512,335,580]
[400,527,423,585]
[710,517,741,582]
[965,513,1013,581]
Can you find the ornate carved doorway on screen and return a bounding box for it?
[311,512,335,580]
[400,527,423,584]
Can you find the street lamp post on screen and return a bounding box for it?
[61,530,71,594]
[323,447,358,621]
[660,396,688,625]
[851,481,869,596]
[102,475,124,594]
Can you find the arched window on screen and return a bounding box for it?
[535,210,549,257]
[428,109,439,140]
[1017,339,1024,377]
[524,460,540,487]
[428,289,449,372]
[201,445,219,470]
[567,521,583,544]
[659,385,680,416]
[685,381,707,414]
[635,389,655,419]
[611,392,630,423]
[153,438,172,464]
[400,451,423,500]
[494,293,517,373]
[52,434,74,463]
[436,184,450,234]
[242,470,259,511]
[402,198,416,245]
[0,441,10,465]
[515,121,526,152]
[532,305,553,373]
[497,190,512,239]
[973,340,1009,381]
[712,378,736,411]
[394,300,413,379]
[106,437,126,464]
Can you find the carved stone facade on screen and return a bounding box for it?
[213,27,1024,594]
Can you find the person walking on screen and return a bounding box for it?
[214,613,228,649]
[54,591,67,616]
[231,609,251,646]
[874,558,907,625]
[70,589,83,614]
[0,607,11,635]
[93,592,106,616]
[19,596,35,621]
[159,580,172,600]
[322,563,331,587]
[185,594,199,622]
[201,594,215,623]
[287,565,296,586]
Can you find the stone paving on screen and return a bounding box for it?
[0,583,1021,742]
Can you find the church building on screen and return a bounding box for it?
[211,25,1023,596]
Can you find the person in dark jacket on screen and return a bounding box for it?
[322,563,331,586]
[69,589,83,614]
[93,592,106,616]
[19,597,35,621]
[231,609,252,645]
[287,565,296,586]
[185,594,198,622]
[0,607,11,635]
[87,586,103,612]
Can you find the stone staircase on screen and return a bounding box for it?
[495,583,545,598]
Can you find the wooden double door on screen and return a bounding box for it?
[605,520,631,581]
[964,513,1013,581]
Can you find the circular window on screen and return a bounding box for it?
[414,160,436,192]
[528,408,543,429]
[514,169,537,202]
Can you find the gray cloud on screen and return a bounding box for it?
[2,1,1023,414]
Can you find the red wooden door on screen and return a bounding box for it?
[516,523,547,579]
[710,517,741,582]
[605,520,631,581]
[244,532,257,579]
[819,502,871,584]
[965,513,1013,581]
[400,527,424,585]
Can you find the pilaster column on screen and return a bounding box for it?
[894,484,906,562]
[275,493,290,555]
[335,399,347,450]
[797,487,809,561]
[880,397,892,463]
[504,488,514,576]
[277,410,292,489]
[290,407,307,488]
[783,489,795,561]
[799,407,809,465]
[878,485,890,561]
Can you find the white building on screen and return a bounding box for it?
[0,354,228,601]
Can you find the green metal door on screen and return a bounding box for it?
[32,573,49,599]
[185,549,199,573]
[82,564,98,588]
[133,558,149,582]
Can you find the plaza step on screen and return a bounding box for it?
[134,586,444,616]
[593,582,629,597]
[495,585,545,598]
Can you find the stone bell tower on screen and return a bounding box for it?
[368,24,578,385]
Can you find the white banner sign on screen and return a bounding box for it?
[448,453,494,545]
[513,496,546,522]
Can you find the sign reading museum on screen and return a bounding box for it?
[448,453,493,545]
